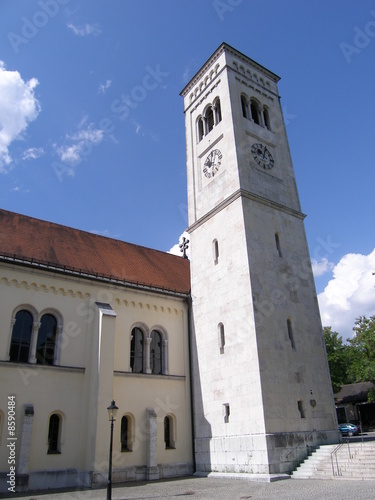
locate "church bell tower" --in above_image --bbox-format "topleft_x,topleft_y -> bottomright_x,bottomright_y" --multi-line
180,43 -> 338,476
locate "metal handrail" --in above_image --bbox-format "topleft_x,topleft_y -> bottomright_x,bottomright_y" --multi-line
286,428 -> 316,459
331,439 -> 353,476
331,443 -> 344,476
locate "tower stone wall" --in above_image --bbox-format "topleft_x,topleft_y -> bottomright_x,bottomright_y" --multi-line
181,43 -> 339,476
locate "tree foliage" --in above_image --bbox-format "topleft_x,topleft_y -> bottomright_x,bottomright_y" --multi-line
324,316 -> 375,401
323,326 -> 350,393
347,316 -> 375,401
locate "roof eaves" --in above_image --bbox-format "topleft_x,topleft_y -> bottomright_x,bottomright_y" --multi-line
0,253 -> 191,298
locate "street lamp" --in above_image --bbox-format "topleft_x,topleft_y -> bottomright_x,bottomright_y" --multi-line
107,399 -> 119,500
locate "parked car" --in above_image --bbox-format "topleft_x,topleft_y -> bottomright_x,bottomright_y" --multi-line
339,423 -> 359,436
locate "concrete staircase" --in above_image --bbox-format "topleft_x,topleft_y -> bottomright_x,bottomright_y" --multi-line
292,441 -> 375,480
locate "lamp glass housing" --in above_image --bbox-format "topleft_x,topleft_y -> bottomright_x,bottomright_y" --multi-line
107,400 -> 119,421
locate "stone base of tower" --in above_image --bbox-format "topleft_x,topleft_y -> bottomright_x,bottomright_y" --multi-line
194,471 -> 290,482
194,429 -> 339,477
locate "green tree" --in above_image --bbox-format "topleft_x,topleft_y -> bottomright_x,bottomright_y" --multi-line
347,315 -> 375,401
323,326 -> 350,393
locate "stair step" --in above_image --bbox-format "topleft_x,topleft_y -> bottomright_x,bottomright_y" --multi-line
292,442 -> 375,480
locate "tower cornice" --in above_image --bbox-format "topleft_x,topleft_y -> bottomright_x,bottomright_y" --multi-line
187,188 -> 306,234
180,42 -> 280,99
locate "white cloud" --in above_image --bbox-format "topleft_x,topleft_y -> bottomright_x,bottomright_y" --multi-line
22,147 -> 44,160
71,127 -> 104,144
56,143 -> 82,165
68,23 -> 101,36
318,249 -> 375,340
169,232 -> 190,258
312,257 -> 334,277
0,61 -> 41,172
98,79 -> 112,94
55,123 -> 105,166
135,122 -> 142,135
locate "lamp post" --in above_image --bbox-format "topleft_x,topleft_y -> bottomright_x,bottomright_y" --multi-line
107,399 -> 118,500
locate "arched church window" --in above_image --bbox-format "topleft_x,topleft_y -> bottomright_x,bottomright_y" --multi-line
121,415 -> 133,451
36,314 -> 57,365
47,413 -> 62,454
9,310 -> 33,363
150,330 -> 162,374
164,415 -> 175,449
130,327 -> 144,373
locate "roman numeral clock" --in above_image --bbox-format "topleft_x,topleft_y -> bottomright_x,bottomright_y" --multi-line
203,149 -> 222,178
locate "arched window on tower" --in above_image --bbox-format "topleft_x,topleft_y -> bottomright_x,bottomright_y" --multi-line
206,106 -> 214,133
250,100 -> 260,125
263,107 -> 271,130
36,314 -> 57,365
9,310 -> 33,363
197,117 -> 204,142
130,327 -> 144,373
150,330 -> 162,374
241,95 -> 249,119
214,98 -> 222,124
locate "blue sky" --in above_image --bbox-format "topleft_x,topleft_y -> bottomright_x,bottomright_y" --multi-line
1,0 -> 375,339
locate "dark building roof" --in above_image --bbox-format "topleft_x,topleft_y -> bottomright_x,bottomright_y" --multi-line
0,209 -> 190,295
334,382 -> 375,404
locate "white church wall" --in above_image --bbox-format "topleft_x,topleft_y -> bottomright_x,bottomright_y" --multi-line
0,261 -> 193,491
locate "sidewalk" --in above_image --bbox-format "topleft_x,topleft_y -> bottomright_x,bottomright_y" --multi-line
4,476 -> 375,500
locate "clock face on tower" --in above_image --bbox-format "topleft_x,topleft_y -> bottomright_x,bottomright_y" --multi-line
203,149 -> 222,178
251,143 -> 274,169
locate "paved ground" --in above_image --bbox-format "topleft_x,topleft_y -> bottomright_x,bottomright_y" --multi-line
5,476 -> 375,500
5,435 -> 375,499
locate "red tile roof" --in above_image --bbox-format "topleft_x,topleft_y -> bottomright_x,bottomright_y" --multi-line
0,209 -> 190,295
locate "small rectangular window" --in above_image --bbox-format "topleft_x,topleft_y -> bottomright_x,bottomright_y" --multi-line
218,323 -> 225,354
297,400 -> 305,419
287,319 -> 295,350
275,233 -> 282,258
213,239 -> 219,265
223,403 -> 230,423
